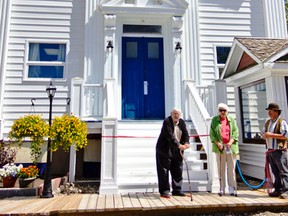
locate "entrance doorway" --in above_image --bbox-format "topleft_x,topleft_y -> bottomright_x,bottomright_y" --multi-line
122,37 -> 165,119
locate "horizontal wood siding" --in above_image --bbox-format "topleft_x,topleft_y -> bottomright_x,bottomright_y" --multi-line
3,0 -> 85,137
197,0 -> 265,85
238,143 -> 266,179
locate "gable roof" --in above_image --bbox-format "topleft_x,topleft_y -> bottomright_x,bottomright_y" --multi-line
222,37 -> 288,79
237,37 -> 288,61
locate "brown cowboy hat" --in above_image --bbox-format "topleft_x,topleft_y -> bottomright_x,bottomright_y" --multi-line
265,103 -> 281,111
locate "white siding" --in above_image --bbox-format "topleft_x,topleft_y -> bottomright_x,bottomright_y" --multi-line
0,0 -> 11,128
2,0 -> 85,136
196,0 -> 266,86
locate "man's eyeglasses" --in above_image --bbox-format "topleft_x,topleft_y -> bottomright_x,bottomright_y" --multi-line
219,109 -> 227,112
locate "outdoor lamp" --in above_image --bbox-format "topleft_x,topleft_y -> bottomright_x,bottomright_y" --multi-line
41,81 -> 56,198
175,42 -> 182,53
106,40 -> 114,52
46,82 -> 56,97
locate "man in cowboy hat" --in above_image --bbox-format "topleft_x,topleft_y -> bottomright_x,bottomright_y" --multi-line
262,103 -> 288,198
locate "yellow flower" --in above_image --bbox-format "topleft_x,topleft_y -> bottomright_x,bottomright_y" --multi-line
8,113 -> 88,162
50,114 -> 88,152
8,114 -> 49,163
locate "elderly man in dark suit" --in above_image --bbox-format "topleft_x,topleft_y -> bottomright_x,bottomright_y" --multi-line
156,108 -> 190,198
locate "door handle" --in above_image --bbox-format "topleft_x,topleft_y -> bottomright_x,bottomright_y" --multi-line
144,81 -> 148,95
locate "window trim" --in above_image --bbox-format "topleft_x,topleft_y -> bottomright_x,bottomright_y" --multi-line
213,44 -> 231,79
285,76 -> 288,105
239,79 -> 266,144
24,40 -> 69,82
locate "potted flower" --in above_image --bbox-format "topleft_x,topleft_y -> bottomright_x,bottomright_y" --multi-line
18,165 -> 39,188
50,114 -> 88,151
0,163 -> 22,188
8,114 -> 49,163
0,140 -> 17,167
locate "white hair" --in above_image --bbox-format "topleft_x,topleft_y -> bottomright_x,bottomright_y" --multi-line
217,103 -> 229,112
172,107 -> 182,113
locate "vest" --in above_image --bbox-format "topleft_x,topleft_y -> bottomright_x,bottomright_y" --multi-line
264,118 -> 287,149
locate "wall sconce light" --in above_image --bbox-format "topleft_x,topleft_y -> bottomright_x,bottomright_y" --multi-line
175,42 -> 182,53
106,40 -> 114,52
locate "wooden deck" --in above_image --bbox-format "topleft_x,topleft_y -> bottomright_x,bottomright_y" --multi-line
1,190 -> 288,216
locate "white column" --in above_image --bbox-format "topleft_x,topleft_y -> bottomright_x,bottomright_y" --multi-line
99,119 -> 118,194
172,16 -> 184,109
69,77 -> 84,182
263,0 -> 287,38
211,80 -> 227,116
104,14 -> 116,79
68,145 -> 76,182
99,14 -> 118,194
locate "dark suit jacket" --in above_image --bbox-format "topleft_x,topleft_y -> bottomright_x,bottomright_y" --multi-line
156,116 -> 190,157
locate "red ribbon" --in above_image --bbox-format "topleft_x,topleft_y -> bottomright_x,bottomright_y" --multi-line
102,134 -> 209,138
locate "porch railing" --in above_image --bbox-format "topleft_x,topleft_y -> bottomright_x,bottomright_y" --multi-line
185,79 -> 228,192
71,78 -> 103,120
196,85 -> 215,117
184,80 -> 216,192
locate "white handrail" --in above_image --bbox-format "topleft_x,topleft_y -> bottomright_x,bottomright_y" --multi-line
185,81 -> 214,190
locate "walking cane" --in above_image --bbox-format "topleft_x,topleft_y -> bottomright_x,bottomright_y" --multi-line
229,152 -> 238,197
218,153 -> 222,196
180,150 -> 193,201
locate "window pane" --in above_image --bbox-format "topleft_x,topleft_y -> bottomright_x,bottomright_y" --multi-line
123,25 -> 161,34
125,0 -> 134,4
126,42 -> 137,58
28,43 -> 66,62
240,81 -> 266,143
216,47 -> 231,64
28,66 -> 64,78
148,42 -> 159,59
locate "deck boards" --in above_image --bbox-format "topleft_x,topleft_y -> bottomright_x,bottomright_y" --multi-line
1,190 -> 288,215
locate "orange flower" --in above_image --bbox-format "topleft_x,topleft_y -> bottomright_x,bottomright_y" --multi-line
18,165 -> 39,179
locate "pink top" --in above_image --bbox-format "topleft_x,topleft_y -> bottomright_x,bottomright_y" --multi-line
220,117 -> 230,144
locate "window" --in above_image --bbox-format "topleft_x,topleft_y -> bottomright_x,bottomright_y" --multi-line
126,42 -> 138,58
123,25 -> 162,34
215,46 -> 231,78
124,0 -> 135,4
239,80 -> 267,144
26,43 -> 66,79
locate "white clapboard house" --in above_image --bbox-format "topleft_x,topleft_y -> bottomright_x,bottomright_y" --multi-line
0,0 -> 287,194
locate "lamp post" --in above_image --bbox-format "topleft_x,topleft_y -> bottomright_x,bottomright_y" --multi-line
41,81 -> 56,198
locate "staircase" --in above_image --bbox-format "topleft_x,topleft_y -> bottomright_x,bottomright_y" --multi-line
116,121 -> 210,193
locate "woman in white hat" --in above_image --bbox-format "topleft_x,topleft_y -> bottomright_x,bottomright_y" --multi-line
210,103 -> 239,196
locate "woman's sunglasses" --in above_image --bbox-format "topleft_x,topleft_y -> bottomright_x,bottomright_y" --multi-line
219,109 -> 227,112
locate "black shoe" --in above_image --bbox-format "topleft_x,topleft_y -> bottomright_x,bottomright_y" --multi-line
269,190 -> 282,197
218,191 -> 224,197
160,194 -> 170,198
172,191 -> 186,196
230,192 -> 237,197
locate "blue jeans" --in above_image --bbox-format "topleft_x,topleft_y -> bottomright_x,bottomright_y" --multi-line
269,150 -> 288,192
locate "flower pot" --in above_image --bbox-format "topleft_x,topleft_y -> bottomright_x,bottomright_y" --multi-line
19,177 -> 36,188
2,176 -> 17,188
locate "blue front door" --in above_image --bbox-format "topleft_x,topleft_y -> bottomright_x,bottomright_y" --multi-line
122,37 -> 165,119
